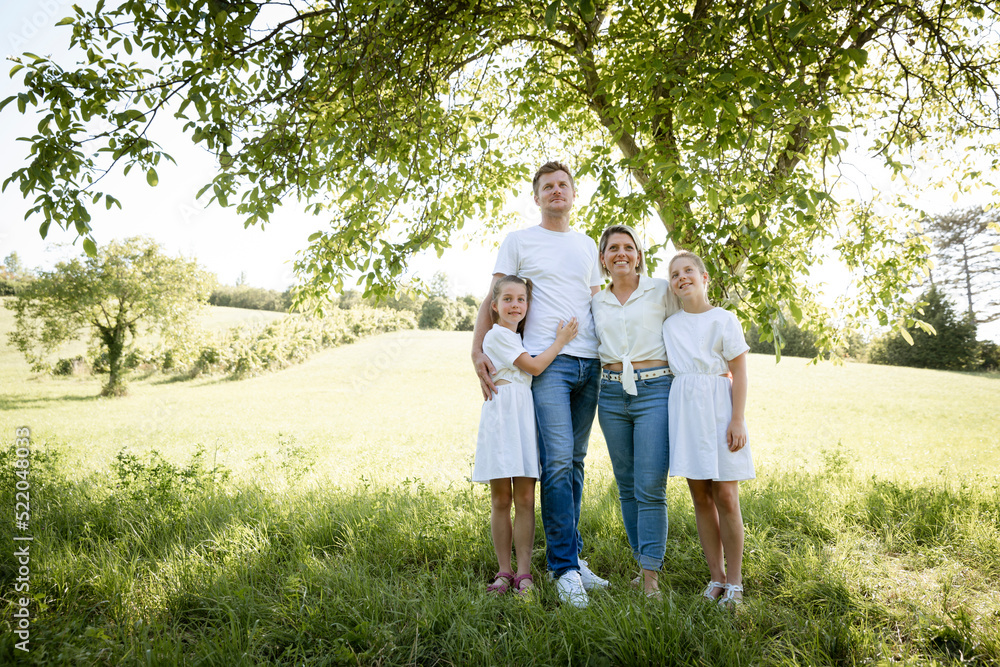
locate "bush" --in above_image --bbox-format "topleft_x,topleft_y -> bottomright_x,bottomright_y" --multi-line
185,306 -> 417,379
52,356 -> 89,376
0,277 -> 28,296
977,340 -> 1000,372
749,319 -> 819,358
209,285 -> 291,312
419,296 -> 478,331
419,297 -> 459,330
868,286 -> 979,370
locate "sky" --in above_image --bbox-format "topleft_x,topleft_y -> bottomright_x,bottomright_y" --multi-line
1,2 -> 998,342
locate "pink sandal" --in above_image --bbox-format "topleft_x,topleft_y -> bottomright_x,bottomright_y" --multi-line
487,571 -> 514,595
513,573 -> 534,598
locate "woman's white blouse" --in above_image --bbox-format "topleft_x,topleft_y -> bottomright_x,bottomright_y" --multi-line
591,276 -> 679,395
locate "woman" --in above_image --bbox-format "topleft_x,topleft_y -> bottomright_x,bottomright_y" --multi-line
591,225 -> 678,597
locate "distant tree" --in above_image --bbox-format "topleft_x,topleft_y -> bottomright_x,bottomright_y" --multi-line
924,206 -> 1000,324
868,286 -> 978,371
209,284 -> 290,312
337,290 -> 363,310
0,252 -> 32,296
419,297 -> 460,331
3,252 -> 27,277
7,237 -> 213,396
429,271 -> 451,299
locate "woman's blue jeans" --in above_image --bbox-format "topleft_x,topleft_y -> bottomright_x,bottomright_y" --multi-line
598,371 -> 672,571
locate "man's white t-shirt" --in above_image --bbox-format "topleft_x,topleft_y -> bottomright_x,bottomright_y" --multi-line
493,225 -> 602,358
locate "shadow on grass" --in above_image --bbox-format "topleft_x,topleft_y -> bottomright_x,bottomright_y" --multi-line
0,392 -> 102,409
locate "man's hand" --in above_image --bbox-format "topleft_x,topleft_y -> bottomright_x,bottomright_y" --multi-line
473,351 -> 498,400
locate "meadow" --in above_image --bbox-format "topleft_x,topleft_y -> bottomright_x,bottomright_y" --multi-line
1,304 -> 998,665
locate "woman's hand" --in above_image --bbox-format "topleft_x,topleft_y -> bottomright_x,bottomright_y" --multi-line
555,317 -> 579,346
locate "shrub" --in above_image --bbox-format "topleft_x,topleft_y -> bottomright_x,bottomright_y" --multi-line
419,297 -> 459,330
52,356 -> 89,376
209,285 -> 291,312
419,296 -> 478,331
749,318 -> 819,358
869,286 -> 979,370
977,340 -> 1000,372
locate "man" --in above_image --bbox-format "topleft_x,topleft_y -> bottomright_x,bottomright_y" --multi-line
471,161 -> 609,607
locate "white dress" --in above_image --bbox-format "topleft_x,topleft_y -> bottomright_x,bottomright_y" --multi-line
662,308 -> 755,481
471,325 -> 540,482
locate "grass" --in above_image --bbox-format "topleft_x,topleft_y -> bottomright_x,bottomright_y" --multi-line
1,304 -> 999,665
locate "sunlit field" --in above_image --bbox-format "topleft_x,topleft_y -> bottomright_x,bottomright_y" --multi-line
2,304 -> 998,665
2,305 -> 996,485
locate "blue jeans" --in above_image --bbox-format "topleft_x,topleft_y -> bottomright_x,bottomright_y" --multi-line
598,370 -> 672,571
532,354 -> 600,578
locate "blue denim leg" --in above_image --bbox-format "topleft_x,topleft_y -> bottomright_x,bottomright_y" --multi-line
533,354 -> 600,578
598,372 -> 671,571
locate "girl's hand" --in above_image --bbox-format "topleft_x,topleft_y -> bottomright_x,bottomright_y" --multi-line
555,317 -> 579,345
726,419 -> 747,452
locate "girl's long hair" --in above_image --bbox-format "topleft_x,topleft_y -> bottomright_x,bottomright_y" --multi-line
489,274 -> 533,337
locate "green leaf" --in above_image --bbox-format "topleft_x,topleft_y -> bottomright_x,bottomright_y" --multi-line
55,16 -> 75,26
579,0 -> 596,21
787,21 -> 806,40
788,300 -> 802,322
146,168 -> 159,187
83,237 -> 97,257
544,0 -> 561,30
124,38 -> 133,55
899,327 -> 914,346
9,64 -> 24,77
846,48 -> 868,67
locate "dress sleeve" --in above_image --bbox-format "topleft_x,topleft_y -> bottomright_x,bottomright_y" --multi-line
722,311 -> 750,360
483,328 -> 528,369
493,233 -> 519,276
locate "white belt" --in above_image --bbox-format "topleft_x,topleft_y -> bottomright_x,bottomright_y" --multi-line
601,366 -> 671,387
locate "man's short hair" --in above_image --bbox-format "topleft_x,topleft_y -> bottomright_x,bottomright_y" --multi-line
532,161 -> 576,196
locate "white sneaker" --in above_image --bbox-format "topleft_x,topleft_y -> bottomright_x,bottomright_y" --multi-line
578,559 -> 610,591
555,570 -> 589,608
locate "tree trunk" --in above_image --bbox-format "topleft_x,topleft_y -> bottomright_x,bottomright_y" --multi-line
961,243 -> 974,320
100,323 -> 128,397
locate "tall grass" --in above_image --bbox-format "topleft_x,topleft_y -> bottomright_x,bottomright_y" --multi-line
1,439 -> 997,665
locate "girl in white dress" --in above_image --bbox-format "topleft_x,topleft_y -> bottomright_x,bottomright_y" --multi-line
662,250 -> 752,607
472,275 -> 578,597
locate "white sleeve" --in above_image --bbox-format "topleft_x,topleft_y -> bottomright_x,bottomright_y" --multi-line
493,233 -> 519,277
483,328 -> 528,369
722,311 -> 750,360
588,243 -> 602,288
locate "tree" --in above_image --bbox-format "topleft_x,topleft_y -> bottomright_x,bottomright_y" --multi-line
2,252 -> 27,278
868,286 -> 979,370
3,1 -> 999,351
923,206 -> 1000,324
7,237 -> 213,396
0,252 -> 32,296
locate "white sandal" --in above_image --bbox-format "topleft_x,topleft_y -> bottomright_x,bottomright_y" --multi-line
701,581 -> 726,601
718,583 -> 743,607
